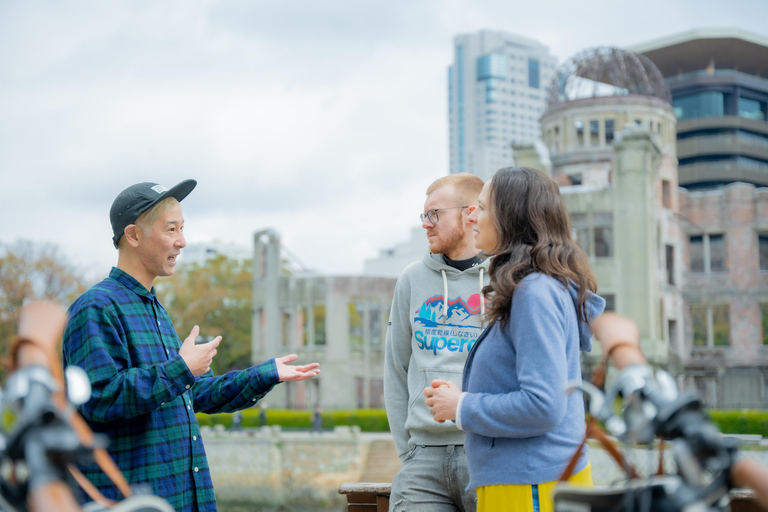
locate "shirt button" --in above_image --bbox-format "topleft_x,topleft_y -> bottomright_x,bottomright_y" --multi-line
161,402 -> 165,406
194,467 -> 199,472
187,405 -> 191,410
157,321 -> 160,326
185,385 -> 190,389
252,398 -> 257,402
193,436 -> 198,441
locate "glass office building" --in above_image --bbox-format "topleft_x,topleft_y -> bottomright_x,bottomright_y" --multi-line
448,30 -> 557,180
633,29 -> 768,189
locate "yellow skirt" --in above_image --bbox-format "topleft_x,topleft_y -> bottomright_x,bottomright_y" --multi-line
476,463 -> 593,512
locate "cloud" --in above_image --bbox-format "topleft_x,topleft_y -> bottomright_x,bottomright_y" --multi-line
0,0 -> 765,275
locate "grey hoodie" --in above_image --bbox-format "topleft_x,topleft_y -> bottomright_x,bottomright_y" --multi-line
384,251 -> 490,459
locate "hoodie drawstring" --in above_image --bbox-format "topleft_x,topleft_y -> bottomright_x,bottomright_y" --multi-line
441,269 -> 448,325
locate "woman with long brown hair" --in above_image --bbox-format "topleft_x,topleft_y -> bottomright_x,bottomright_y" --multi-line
425,166 -> 605,512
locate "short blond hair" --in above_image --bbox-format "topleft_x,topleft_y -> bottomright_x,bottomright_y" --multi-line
117,197 -> 180,250
426,173 -> 484,204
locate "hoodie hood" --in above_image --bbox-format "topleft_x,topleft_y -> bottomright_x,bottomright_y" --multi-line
422,251 -> 490,276
567,281 -> 605,352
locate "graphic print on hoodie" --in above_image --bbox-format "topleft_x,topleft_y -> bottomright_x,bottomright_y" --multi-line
414,293 -> 485,355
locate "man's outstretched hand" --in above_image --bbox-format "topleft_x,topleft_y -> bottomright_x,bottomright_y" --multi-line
275,354 -> 320,382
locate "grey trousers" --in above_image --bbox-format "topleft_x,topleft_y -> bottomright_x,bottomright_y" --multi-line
389,445 -> 477,512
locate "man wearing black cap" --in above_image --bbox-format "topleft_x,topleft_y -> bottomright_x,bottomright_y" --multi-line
63,180 -> 320,512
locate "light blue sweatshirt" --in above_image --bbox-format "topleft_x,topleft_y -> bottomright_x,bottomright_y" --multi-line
459,273 -> 605,489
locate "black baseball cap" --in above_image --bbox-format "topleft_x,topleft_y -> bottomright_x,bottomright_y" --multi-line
110,179 -> 197,248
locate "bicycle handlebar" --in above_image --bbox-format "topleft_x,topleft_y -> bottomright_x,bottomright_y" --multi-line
590,312 -> 768,510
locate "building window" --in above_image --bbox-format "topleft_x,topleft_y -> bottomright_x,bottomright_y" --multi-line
759,233 -> 768,271
662,180 -> 672,209
691,305 -> 707,346
739,97 -> 766,121
297,306 -> 308,347
349,303 -> 363,346
589,120 -> 599,145
712,305 -> 729,346
762,304 -> 768,345
528,58 -> 540,89
573,222 -> 589,256
709,234 -> 725,271
313,304 -> 326,345
691,304 -> 730,347
571,212 -> 612,258
574,120 -> 584,145
594,226 -> 613,258
689,236 -> 704,272
605,119 -> 615,143
281,311 -> 291,347
477,53 -> 508,80
673,91 -> 725,121
665,244 -> 675,285
688,234 -> 726,273
370,305 -> 383,346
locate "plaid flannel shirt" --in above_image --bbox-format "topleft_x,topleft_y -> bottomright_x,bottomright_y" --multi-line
63,267 -> 279,512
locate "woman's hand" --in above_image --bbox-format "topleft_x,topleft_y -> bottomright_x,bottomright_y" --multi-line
424,379 -> 461,423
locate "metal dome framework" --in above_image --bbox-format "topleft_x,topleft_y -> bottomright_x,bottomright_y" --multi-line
546,47 -> 672,110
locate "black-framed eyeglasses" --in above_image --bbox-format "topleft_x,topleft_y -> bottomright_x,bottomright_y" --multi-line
420,206 -> 469,224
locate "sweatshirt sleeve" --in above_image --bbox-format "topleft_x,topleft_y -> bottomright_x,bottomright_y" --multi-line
383,275 -> 413,460
459,281 -> 569,439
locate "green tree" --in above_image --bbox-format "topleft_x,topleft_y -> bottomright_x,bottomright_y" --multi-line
0,240 -> 86,350
156,254 -> 252,374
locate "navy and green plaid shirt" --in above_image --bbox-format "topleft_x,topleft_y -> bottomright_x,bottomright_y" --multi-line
63,267 -> 279,512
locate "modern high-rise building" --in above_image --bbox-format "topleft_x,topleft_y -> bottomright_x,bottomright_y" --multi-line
631,29 -> 768,189
448,30 -> 557,180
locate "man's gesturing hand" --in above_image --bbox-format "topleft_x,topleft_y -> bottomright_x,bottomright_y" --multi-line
179,325 -> 222,377
275,354 -> 320,382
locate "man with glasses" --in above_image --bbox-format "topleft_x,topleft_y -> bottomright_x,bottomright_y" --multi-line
384,173 -> 489,512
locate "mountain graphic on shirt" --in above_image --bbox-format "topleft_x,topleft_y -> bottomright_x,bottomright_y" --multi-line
414,293 -> 483,328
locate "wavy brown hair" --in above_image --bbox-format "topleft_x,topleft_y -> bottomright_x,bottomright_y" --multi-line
483,167 -> 597,326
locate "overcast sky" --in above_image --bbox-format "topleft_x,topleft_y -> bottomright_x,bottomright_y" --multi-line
1,0 -> 766,281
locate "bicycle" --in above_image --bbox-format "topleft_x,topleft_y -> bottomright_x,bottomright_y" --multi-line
553,312 -> 768,512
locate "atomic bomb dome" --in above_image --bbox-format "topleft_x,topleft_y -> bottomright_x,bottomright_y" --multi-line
546,47 -> 671,110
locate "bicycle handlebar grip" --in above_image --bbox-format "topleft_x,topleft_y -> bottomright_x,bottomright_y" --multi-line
590,312 -> 646,370
731,458 -> 768,509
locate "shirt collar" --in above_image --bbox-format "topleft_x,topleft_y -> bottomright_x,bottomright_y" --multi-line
109,267 -> 157,299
